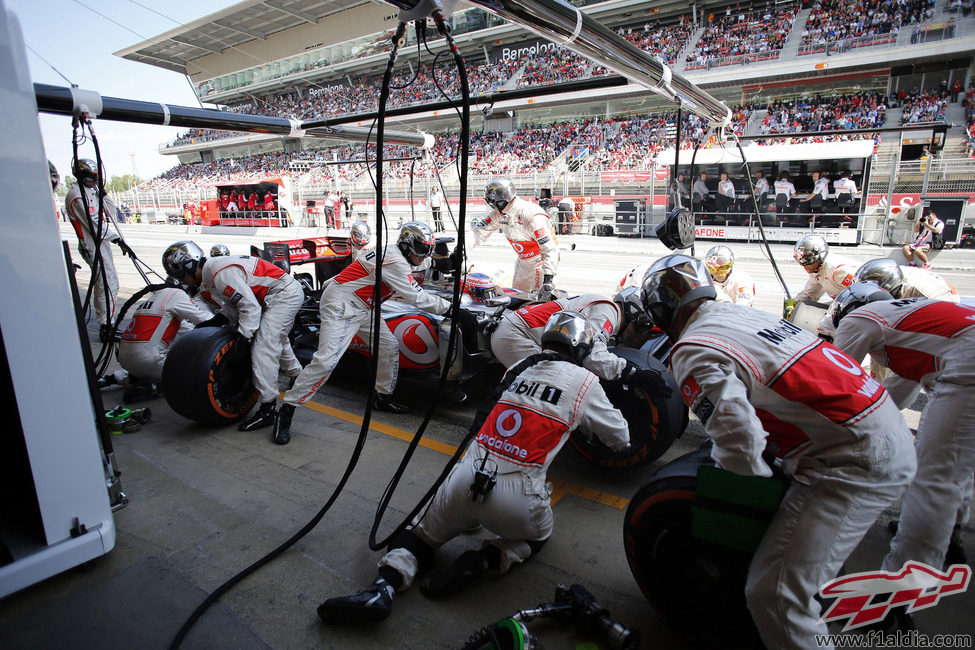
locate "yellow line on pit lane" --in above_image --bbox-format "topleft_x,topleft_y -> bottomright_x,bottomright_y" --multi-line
299,400 -> 629,510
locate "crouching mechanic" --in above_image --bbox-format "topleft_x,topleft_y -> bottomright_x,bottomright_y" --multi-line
270,222 -> 452,445
317,311 -> 630,624
472,178 -> 559,299
854,257 -> 959,303
115,283 -> 213,401
162,241 -> 305,433
832,285 -> 975,572
641,255 -> 915,649
489,289 -> 671,394
704,245 -> 755,306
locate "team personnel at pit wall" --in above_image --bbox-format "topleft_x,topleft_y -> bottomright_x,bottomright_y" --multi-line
269,222 -> 452,445
832,287 -> 975,575
472,177 -> 559,299
65,158 -> 134,339
162,241 -> 305,435
316,311 -> 630,625
641,255 -> 915,650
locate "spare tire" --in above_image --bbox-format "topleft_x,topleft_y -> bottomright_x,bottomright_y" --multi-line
162,327 -> 259,425
623,447 -> 761,646
570,346 -> 687,469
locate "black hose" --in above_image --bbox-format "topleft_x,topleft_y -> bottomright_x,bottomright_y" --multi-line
368,11 -> 472,551
168,24 -> 412,650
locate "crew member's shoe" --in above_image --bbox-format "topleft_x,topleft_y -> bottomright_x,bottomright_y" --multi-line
239,401 -> 276,431
123,380 -> 159,403
374,393 -> 409,413
318,580 -> 394,624
419,549 -> 489,599
273,404 -> 295,445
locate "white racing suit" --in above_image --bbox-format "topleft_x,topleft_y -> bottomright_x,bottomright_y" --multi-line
199,255 -> 304,403
379,355 -> 629,588
118,287 -> 211,381
714,267 -> 756,307
795,253 -> 858,337
471,196 -> 559,293
65,183 -> 121,325
670,301 -> 915,649
283,244 -> 450,405
489,294 -> 626,380
899,265 -> 959,302
833,298 -> 975,571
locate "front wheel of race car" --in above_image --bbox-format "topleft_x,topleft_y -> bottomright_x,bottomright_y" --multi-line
569,346 -> 687,469
623,447 -> 761,647
162,326 -> 259,425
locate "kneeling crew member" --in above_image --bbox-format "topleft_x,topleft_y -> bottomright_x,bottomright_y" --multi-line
317,311 -> 630,624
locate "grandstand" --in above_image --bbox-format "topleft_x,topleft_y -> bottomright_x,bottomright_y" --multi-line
113,0 -> 975,244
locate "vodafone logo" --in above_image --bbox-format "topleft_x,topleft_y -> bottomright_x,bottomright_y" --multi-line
392,316 -> 439,367
495,409 -> 523,437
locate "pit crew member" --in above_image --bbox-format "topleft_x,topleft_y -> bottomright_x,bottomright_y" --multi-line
642,255 -> 915,649
704,245 -> 755,306
65,158 -> 133,339
162,241 -> 305,434
471,178 -> 559,298
316,311 -> 630,624
270,222 -> 452,445
832,286 -> 975,572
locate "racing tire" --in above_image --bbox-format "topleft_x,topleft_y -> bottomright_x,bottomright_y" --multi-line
162,326 -> 259,426
623,447 -> 761,646
570,347 -> 687,468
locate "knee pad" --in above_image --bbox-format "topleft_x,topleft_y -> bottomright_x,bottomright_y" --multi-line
387,529 -> 436,576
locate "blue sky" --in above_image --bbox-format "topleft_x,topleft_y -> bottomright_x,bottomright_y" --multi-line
10,0 -> 231,180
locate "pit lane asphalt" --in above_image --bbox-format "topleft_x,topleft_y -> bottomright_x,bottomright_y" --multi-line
2,223 -> 969,649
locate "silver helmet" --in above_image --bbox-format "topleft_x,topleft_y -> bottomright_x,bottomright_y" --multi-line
854,258 -> 903,297
832,282 -> 893,328
210,244 -> 230,257
484,177 -> 517,213
613,286 -> 649,328
350,220 -> 371,249
704,245 -> 735,281
397,221 -> 436,259
641,254 -> 716,334
793,234 -> 828,268
540,310 -> 595,365
162,241 -> 205,281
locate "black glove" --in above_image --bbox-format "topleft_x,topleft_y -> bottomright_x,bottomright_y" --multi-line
115,240 -> 134,257
195,313 -> 229,329
620,361 -> 673,398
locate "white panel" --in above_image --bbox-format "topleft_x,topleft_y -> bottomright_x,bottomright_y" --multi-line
0,6 -> 115,552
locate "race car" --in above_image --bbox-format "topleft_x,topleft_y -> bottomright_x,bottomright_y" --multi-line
161,238 -> 687,468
